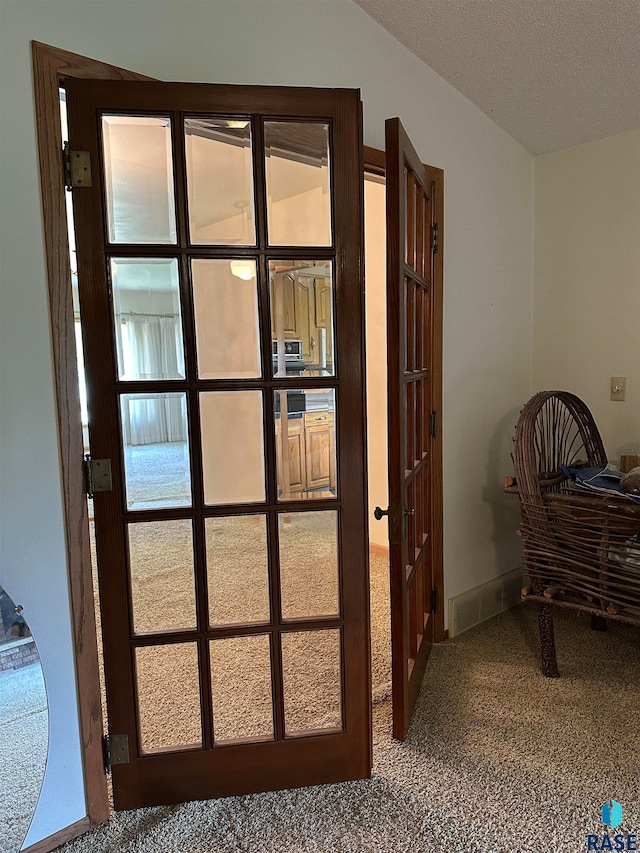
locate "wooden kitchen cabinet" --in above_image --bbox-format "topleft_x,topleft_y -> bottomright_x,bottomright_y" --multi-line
275,415 -> 306,497
304,411 -> 336,491
294,275 -> 315,363
313,274 -> 330,328
276,270 -> 316,363
276,410 -> 336,499
281,273 -> 297,336
287,422 -> 306,493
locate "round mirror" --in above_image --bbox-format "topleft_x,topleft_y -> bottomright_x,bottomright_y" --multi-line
0,584 -> 48,853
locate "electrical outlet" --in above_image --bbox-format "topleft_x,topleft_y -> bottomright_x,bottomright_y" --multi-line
611,376 -> 626,402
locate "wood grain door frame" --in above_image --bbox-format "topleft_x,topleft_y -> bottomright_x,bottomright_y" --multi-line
363,145 -> 445,646
31,41 -> 156,846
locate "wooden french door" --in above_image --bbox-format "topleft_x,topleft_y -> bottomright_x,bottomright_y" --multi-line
66,78 -> 370,809
383,118 -> 443,741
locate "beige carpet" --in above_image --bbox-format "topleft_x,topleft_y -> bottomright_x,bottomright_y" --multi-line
60,602 -> 640,853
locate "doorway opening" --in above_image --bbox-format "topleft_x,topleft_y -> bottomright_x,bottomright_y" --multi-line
364,173 -> 393,705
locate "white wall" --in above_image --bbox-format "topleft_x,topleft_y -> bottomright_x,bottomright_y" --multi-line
534,130 -> 640,457
0,0 -> 533,843
364,178 -> 389,548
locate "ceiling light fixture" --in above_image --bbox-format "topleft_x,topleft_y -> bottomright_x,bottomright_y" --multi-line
230,260 -> 255,281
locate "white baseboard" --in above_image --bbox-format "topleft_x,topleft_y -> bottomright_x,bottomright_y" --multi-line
448,568 -> 524,638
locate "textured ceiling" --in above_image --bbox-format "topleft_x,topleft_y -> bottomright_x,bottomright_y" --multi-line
353,0 -> 640,154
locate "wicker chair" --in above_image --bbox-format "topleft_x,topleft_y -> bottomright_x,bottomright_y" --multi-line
510,391 -> 640,676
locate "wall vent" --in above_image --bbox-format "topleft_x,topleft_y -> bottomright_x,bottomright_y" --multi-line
448,568 -> 525,637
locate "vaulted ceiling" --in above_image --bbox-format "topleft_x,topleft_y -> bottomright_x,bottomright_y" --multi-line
353,0 -> 640,154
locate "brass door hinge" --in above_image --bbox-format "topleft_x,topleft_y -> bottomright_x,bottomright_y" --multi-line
102,734 -> 129,773
84,455 -> 112,498
63,142 -> 92,190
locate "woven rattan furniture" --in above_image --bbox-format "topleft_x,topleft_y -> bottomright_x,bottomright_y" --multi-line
510,391 -> 640,676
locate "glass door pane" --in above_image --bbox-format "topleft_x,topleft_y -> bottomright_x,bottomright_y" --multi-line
120,393 -> 191,510
281,630 -> 342,736
200,391 -> 266,505
111,258 -> 185,381
269,260 -> 335,377
264,122 -> 331,246
128,519 -> 196,634
206,515 -> 270,626
102,115 -> 177,244
192,259 -> 261,379
210,635 -> 274,743
279,511 -> 339,619
135,643 -> 202,752
184,117 -> 256,245
274,389 -> 337,501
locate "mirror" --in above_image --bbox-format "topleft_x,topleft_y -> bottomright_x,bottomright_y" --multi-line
0,584 -> 48,853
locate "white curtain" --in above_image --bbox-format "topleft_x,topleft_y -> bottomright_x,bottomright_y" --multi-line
122,394 -> 187,446
119,314 -> 184,381
120,315 -> 187,446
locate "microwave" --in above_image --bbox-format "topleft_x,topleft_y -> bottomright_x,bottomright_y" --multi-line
272,339 -> 304,363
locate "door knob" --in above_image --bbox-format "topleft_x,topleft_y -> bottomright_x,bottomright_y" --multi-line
374,506 -> 389,520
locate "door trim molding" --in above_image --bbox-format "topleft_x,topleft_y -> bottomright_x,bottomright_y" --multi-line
31,40 -> 154,838
363,147 -> 445,644
22,818 -> 92,853
423,163 -> 445,645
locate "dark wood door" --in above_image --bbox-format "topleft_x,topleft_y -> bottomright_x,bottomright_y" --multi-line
66,78 -> 371,809
384,118 -> 443,741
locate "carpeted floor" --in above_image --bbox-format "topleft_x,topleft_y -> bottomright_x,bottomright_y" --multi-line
58,603 -> 640,853
0,661 -> 48,853
81,441 -> 640,848
123,441 -> 191,510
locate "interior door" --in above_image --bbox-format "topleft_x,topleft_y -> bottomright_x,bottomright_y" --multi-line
66,78 -> 370,809
383,118 -> 442,741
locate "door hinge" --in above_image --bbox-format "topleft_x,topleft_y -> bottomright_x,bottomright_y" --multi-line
63,141 -> 92,190
84,455 -> 112,499
102,733 -> 130,774
431,588 -> 438,613
429,410 -> 438,438
430,222 -> 439,253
